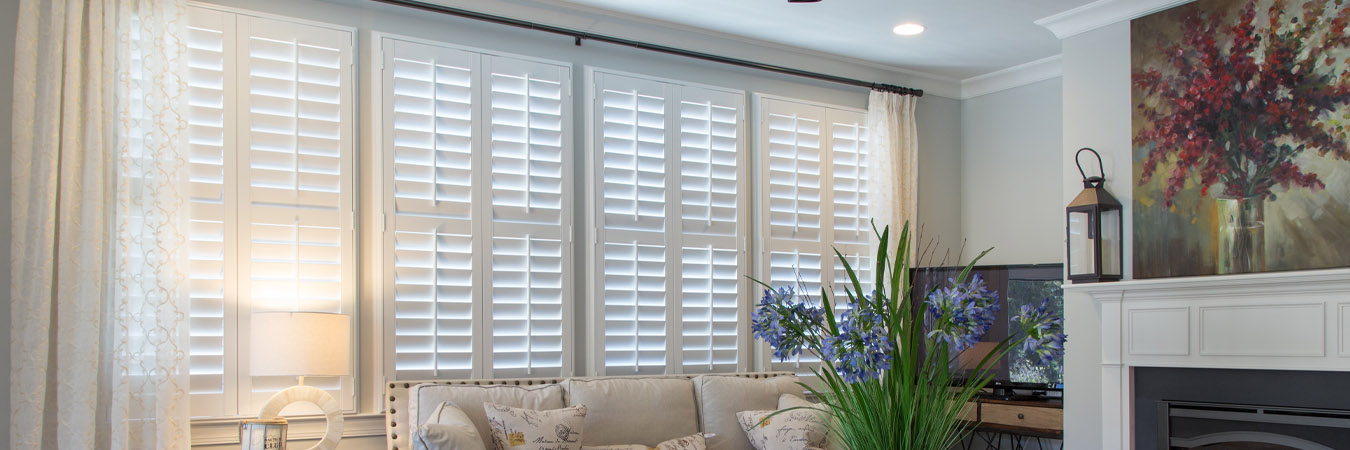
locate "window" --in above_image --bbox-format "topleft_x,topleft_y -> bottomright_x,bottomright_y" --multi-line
588,70 -> 748,376
756,96 -> 873,375
186,6 -> 356,417
379,36 -> 574,381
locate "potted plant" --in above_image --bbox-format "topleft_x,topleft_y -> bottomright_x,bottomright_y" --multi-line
750,223 -> 1066,449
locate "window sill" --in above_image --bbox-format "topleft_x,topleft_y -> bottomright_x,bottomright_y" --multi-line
190,413 -> 386,446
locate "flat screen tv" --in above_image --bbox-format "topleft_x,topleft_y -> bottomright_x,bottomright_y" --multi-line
909,264 -> 1064,396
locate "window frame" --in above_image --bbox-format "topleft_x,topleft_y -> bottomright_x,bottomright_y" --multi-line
751,93 -> 874,374
371,32 -> 578,383
185,3 -> 359,419
583,67 -> 752,376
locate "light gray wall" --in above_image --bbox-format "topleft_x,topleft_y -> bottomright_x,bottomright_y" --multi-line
959,78 -> 1063,265
1060,21 -> 1133,450
915,94 -> 964,266
2,0 -> 19,442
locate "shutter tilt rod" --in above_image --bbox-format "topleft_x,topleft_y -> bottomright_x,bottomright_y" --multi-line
369,0 -> 924,97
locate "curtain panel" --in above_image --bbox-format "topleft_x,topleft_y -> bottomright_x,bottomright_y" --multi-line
866,91 -> 920,246
11,0 -> 191,448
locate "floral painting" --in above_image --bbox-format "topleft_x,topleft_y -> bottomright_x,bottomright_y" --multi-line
1132,0 -> 1350,278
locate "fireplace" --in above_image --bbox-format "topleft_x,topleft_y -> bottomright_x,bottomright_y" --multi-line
1067,268 -> 1350,449
1136,367 -> 1350,449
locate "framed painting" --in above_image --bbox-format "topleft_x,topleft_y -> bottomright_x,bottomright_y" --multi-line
1131,0 -> 1350,278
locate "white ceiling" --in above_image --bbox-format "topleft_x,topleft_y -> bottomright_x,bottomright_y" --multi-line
533,0 -> 1095,81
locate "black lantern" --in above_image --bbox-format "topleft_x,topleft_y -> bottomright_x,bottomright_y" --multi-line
1067,148 -> 1122,283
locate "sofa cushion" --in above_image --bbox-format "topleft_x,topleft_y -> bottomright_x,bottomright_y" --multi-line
410,383 -> 565,448
691,375 -> 803,450
563,377 -> 699,446
582,433 -> 707,450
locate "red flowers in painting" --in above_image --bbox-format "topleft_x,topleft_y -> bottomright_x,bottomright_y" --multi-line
1134,0 -> 1350,206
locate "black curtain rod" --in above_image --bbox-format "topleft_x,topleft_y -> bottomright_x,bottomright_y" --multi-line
369,0 -> 924,97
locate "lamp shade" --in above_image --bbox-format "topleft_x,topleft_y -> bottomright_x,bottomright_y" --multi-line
250,312 -> 352,377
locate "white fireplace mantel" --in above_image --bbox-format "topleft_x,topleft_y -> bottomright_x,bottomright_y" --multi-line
1064,268 -> 1350,449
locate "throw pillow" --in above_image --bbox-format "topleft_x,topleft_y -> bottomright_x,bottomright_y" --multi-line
736,396 -> 831,450
414,401 -> 487,450
484,403 -> 587,450
421,400 -> 491,445
581,433 -> 707,450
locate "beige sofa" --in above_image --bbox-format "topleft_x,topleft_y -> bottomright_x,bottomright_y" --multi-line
384,372 -> 802,450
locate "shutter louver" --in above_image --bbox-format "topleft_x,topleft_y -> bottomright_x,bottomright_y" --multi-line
383,39 -> 480,380
485,56 -> 571,378
186,7 -> 234,418
236,15 -> 354,413
593,72 -> 746,375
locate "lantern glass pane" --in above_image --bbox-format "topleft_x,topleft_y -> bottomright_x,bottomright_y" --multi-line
1101,208 -> 1121,276
1068,210 -> 1094,276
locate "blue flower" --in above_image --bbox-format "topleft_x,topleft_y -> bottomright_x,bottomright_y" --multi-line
924,275 -> 1000,353
1013,298 -> 1067,364
821,304 -> 893,383
750,286 -> 825,361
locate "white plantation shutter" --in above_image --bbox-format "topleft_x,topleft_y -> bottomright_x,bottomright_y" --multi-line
185,7 -> 235,418
676,87 -> 745,374
185,6 -> 355,418
236,14 -> 355,414
381,39 -> 481,380
829,113 -> 874,304
758,97 -> 871,375
378,39 -> 573,381
592,71 -> 746,375
485,56 -> 572,378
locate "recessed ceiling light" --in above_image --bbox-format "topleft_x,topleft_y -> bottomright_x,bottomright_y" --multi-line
788,0 -> 822,2
892,23 -> 926,36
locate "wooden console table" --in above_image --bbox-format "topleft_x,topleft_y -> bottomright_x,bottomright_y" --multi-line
959,397 -> 1063,450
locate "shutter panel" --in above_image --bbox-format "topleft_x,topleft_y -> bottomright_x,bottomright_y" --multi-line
382,39 -> 480,380
186,6 -> 236,418
828,112 -> 874,303
759,98 -> 872,375
235,15 -> 355,413
593,72 -> 746,375
484,56 -> 572,378
676,87 -> 744,374
595,73 -> 671,375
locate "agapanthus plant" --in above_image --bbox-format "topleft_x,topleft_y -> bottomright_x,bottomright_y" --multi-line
750,222 -> 1067,450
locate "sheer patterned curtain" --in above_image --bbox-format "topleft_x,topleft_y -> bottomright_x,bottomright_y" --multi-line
11,0 -> 191,448
866,90 -> 920,243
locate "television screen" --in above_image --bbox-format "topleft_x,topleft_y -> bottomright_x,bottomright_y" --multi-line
910,264 -> 1064,390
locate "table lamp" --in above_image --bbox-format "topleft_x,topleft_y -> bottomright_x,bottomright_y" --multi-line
250,311 -> 352,450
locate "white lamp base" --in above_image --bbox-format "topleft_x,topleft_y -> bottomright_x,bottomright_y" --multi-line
259,384 -> 344,450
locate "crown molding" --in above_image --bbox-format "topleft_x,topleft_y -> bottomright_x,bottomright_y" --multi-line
1035,0 -> 1194,40
960,54 -> 1061,100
